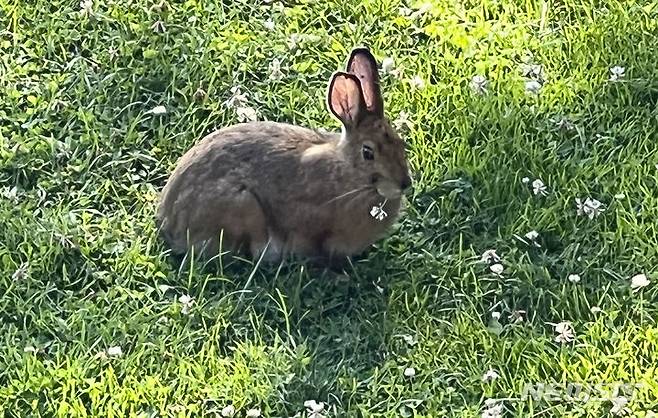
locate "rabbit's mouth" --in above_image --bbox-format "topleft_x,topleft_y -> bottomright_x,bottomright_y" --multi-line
376,182 -> 403,200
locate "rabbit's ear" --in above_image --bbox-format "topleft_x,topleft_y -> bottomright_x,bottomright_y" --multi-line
346,47 -> 383,117
327,72 -> 364,127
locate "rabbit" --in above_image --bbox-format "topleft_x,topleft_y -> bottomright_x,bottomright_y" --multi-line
155,47 -> 412,265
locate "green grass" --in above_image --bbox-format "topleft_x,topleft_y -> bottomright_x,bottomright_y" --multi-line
2,0 -> 658,416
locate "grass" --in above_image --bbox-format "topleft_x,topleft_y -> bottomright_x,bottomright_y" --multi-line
2,0 -> 658,416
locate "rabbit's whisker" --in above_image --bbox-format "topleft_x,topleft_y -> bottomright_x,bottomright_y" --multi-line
323,186 -> 371,206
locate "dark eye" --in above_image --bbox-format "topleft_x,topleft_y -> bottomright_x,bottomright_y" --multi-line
362,144 -> 375,161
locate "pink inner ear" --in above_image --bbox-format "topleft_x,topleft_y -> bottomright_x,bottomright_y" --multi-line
350,58 -> 378,112
330,75 -> 361,123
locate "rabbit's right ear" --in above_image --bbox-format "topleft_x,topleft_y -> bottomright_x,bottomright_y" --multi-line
327,72 -> 365,127
346,47 -> 384,117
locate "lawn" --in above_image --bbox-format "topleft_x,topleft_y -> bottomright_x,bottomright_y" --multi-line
2,0 -> 658,416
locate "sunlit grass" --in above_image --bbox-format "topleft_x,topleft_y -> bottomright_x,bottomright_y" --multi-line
1,0 -> 658,416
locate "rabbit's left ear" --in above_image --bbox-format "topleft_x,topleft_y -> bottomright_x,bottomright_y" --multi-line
327,72 -> 365,128
346,47 -> 384,117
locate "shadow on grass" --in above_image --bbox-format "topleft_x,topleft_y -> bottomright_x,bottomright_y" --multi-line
154,230 -> 423,407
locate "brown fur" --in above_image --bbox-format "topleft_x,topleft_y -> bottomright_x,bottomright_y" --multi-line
156,48 -> 411,262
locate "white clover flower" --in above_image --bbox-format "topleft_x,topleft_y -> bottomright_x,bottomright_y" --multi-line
158,284 -> 173,294
370,203 -> 388,221
269,58 -> 284,81
491,311 -> 501,320
554,321 -> 575,343
609,66 -> 626,81
381,57 -> 395,74
508,310 -> 525,323
236,106 -> 258,123
304,400 -> 326,418
1,185 -> 19,202
532,179 -> 547,196
398,6 -> 413,16
524,230 -> 539,242
610,396 -> 630,416
151,20 -> 166,33
482,368 -> 500,383
490,263 -> 504,276
568,274 -> 581,283
80,0 -> 93,17
107,346 -> 123,357
402,334 -> 417,346
480,249 -> 501,264
224,86 -> 249,108
221,405 -> 236,417
614,193 -> 625,199
525,80 -> 542,94
471,75 -> 488,95
304,399 -> 324,412
521,51 -> 534,64
552,116 -> 575,131
521,63 -> 543,79
482,399 -> 504,418
12,262 -> 29,281
392,111 -> 413,132
403,367 -> 416,377
148,105 -> 167,115
263,18 -> 275,31
288,33 -> 301,49
575,197 -> 605,219
630,273 -> 650,292
107,46 -> 119,62
410,2 -> 432,19
245,409 -> 261,418
521,176 -> 530,184
409,75 -> 426,90
178,294 -> 194,314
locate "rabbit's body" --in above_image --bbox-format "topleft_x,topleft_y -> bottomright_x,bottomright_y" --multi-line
157,121 -> 400,260
156,48 -> 411,263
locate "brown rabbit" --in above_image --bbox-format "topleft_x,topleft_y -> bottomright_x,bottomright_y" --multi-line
156,47 -> 412,264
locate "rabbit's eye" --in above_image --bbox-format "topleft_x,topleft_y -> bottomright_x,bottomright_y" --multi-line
362,144 -> 375,161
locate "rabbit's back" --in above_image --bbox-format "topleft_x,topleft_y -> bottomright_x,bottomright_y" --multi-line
161,122 -> 331,202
